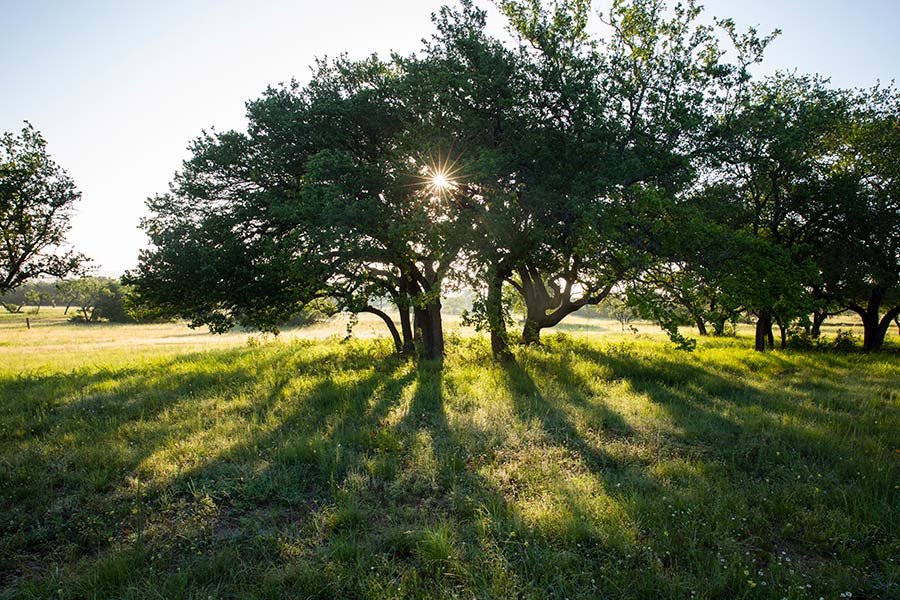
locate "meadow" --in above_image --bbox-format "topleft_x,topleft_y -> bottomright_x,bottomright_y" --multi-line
1,309 -> 898,599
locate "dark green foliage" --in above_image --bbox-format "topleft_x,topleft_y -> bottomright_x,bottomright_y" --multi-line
128,51 -> 468,358
125,0 -> 898,355
816,86 -> 900,350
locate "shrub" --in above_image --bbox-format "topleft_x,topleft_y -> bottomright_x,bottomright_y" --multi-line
831,328 -> 859,351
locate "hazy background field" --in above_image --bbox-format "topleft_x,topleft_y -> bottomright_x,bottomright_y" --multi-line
2,306 -> 883,373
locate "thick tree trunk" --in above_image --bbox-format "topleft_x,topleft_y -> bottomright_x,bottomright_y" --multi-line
518,266 -> 548,346
487,271 -> 512,360
521,318 -> 541,345
849,287 -> 899,352
862,309 -> 898,352
694,314 -> 708,336
755,310 -> 772,352
413,301 -> 444,361
427,300 -> 444,360
398,306 -> 414,354
863,314 -> 881,351
811,311 -> 827,338
521,285 -> 548,345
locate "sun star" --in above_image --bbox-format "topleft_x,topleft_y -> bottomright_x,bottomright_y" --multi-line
432,172 -> 449,189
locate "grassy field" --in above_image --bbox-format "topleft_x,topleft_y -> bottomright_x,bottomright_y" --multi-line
1,311 -> 899,598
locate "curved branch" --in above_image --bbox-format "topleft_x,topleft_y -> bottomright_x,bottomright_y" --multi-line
360,305 -> 402,353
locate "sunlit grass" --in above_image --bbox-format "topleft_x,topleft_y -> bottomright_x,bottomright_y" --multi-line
1,318 -> 898,598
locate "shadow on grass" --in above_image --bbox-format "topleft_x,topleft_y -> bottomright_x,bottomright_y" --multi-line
2,336 -> 898,598
0,341 -> 412,587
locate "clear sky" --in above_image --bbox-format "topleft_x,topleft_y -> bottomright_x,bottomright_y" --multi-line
2,0 -> 898,274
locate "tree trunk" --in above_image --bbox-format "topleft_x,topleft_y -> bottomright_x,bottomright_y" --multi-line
426,300 -> 444,360
398,305 -> 414,354
849,288 -> 899,352
776,317 -> 787,349
520,288 -> 546,344
521,318 -> 541,345
876,309 -> 899,350
515,265 -> 606,346
755,310 -> 772,352
413,306 -> 434,358
487,270 -> 512,360
518,266 -> 547,346
857,309 -> 881,351
861,308 -> 899,352
694,313 -> 708,336
811,311 -> 827,338
413,301 -> 444,361
711,318 -> 726,336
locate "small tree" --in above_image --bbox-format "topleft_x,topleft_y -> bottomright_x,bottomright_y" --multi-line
23,289 -> 51,313
57,277 -> 130,323
606,296 -> 637,333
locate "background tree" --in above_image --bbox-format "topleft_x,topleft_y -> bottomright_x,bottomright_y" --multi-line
0,123 -> 87,293
691,74 -> 852,350
23,288 -> 52,313
54,277 -> 137,323
478,0 -> 775,354
817,85 -> 900,350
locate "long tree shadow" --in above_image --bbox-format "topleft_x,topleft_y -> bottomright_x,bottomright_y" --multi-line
489,339 -> 900,596
558,339 -> 875,467
498,358 -> 676,510
5,337 -> 897,598
0,341 -> 412,590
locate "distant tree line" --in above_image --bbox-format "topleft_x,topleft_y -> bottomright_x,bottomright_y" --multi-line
0,277 -> 164,324
101,0 -> 898,358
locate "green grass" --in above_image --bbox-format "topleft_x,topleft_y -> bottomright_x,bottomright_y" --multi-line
1,320 -> 899,598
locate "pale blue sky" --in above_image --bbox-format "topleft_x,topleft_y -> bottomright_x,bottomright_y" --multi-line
2,0 -> 897,273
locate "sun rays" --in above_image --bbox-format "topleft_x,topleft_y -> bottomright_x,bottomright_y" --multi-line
415,150 -> 464,198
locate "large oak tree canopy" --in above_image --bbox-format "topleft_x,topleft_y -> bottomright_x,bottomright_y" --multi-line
129,0 -> 900,356
129,54 -> 466,359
